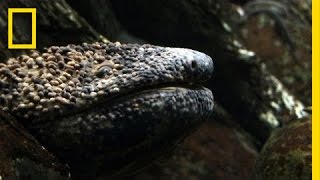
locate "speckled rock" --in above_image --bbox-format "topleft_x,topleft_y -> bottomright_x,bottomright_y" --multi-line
253,116 -> 311,180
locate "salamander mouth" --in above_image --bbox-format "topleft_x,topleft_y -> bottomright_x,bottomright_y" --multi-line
47,84 -> 214,135
11,81 -> 212,131
27,82 -> 214,137
29,84 -> 213,177
63,82 -> 212,123
102,82 -> 208,103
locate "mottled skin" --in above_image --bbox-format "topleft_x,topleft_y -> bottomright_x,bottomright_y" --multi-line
0,42 -> 214,178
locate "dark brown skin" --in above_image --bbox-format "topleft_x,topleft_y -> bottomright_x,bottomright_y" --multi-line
0,42 -> 214,178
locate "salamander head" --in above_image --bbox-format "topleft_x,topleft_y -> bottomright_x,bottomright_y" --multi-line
0,42 -> 214,177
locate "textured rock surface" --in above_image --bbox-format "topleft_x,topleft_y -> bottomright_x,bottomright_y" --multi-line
253,116 -> 311,180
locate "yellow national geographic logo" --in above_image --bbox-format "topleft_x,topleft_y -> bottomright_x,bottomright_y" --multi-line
8,8 -> 36,49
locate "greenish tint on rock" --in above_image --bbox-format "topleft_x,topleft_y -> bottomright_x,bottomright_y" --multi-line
253,117 -> 311,180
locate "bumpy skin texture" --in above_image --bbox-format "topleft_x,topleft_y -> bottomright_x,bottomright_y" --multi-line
0,42 -> 214,178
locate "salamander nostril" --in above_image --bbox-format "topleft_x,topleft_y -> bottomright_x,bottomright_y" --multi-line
191,60 -> 198,70
167,47 -> 213,78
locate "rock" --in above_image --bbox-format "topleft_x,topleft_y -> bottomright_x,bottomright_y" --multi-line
237,0 -> 312,105
0,110 -> 70,179
253,116 -> 311,180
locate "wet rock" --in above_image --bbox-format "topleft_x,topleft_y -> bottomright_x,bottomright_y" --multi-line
253,116 -> 311,180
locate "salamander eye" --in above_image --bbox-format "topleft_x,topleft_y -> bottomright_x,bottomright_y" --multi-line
95,66 -> 112,78
94,61 -> 114,78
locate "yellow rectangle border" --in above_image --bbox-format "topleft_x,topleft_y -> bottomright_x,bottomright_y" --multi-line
313,0 -> 319,179
8,8 -> 36,49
